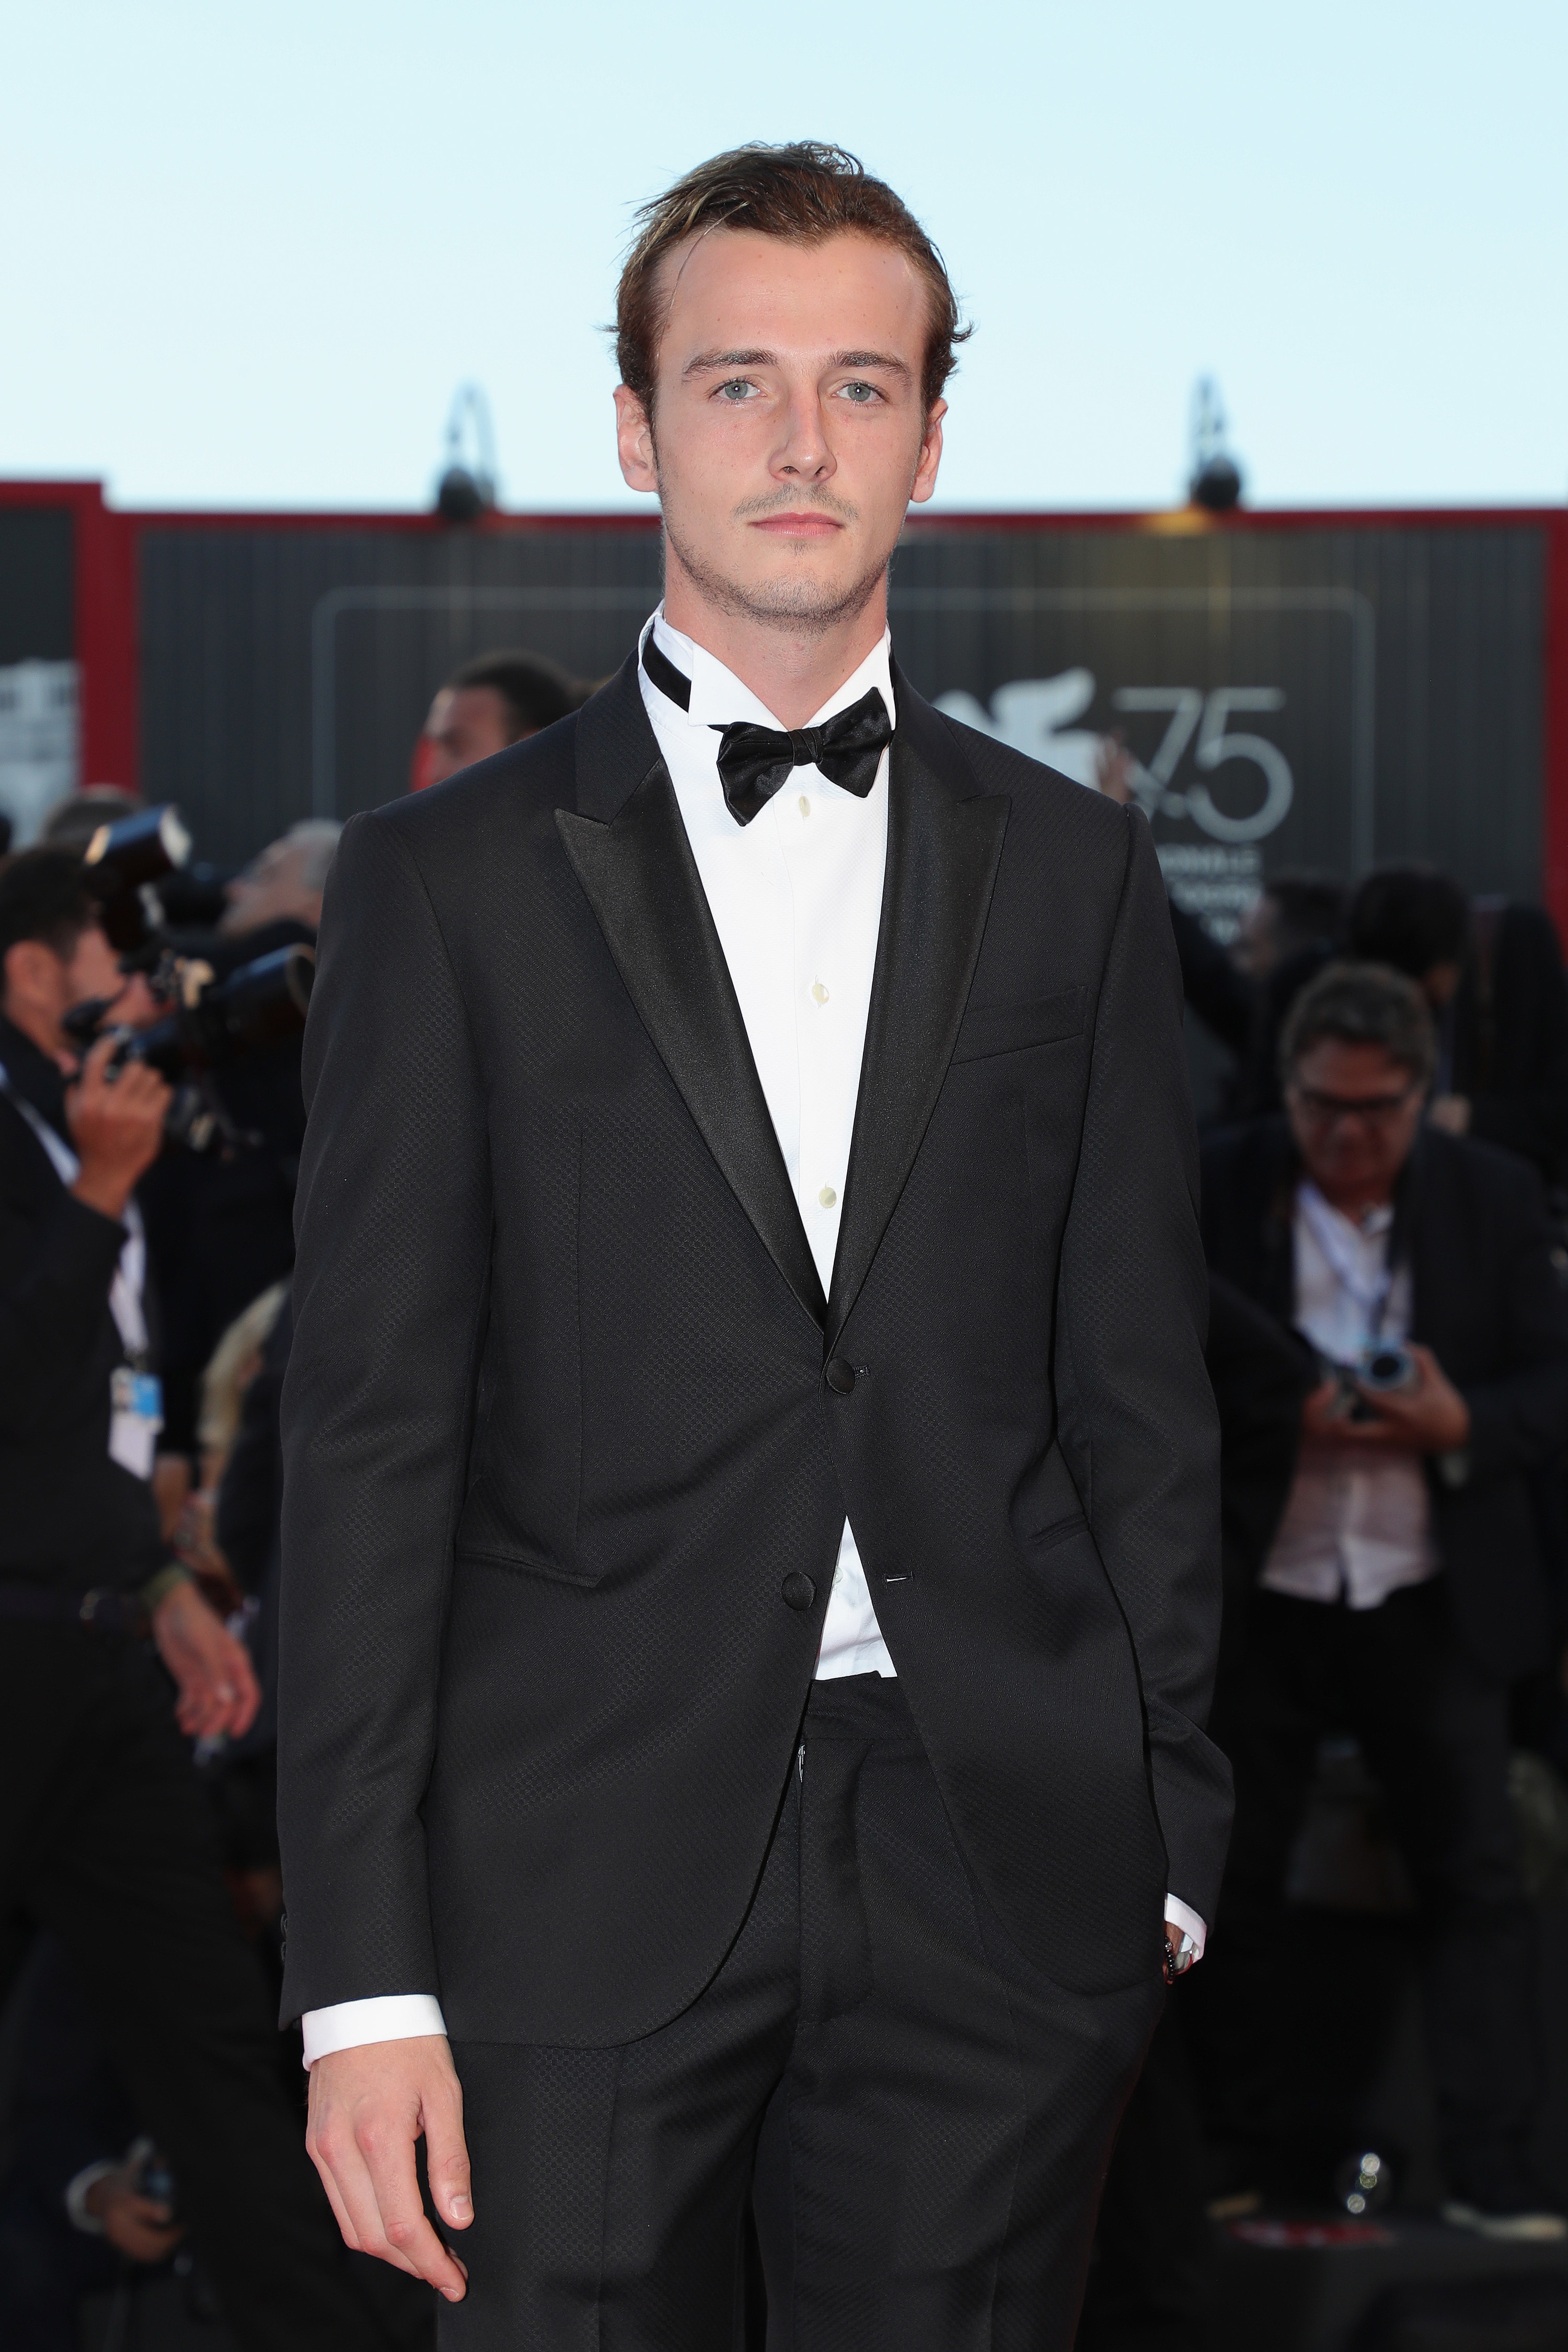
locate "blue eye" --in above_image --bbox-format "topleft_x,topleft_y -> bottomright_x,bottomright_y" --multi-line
840,381 -> 878,403
717,379 -> 754,401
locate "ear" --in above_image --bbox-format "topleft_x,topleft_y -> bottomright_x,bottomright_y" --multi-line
3,937 -> 53,1017
909,398 -> 947,506
614,386 -> 659,495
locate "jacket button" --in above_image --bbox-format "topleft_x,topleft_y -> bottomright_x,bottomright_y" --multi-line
781,1572 -> 816,1612
824,1357 -> 857,1395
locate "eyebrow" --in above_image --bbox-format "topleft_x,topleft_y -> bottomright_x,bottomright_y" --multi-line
683,349 -> 775,377
831,350 -> 911,378
682,347 -> 913,381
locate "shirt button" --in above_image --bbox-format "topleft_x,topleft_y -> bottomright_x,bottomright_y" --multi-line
812,980 -> 829,1004
798,794 -> 811,818
818,1185 -> 837,1208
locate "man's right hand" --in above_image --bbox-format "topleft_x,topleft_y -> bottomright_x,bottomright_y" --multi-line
306,2036 -> 472,2301
66,1035 -> 171,1221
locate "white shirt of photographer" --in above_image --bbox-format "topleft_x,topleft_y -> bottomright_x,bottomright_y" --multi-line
1261,1182 -> 1439,1608
300,611 -> 1202,2065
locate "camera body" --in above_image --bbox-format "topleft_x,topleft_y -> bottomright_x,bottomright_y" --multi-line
1321,1341 -> 1420,1423
64,944 -> 315,1151
82,805 -> 193,959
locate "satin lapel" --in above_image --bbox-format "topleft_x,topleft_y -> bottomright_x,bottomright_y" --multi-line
557,754 -> 827,1333
827,696 -> 1010,1344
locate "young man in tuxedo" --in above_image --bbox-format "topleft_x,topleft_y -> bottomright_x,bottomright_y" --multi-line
280,142 -> 1228,2347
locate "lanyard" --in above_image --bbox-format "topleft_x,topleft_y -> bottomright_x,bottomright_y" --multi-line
0,1059 -> 150,1364
1297,1180 -> 1395,1345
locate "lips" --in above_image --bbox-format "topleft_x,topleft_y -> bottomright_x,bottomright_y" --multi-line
750,512 -> 844,537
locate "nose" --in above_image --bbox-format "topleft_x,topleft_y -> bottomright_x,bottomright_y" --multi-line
772,387 -> 835,485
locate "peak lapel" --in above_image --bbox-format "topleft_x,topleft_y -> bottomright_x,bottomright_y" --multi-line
827,693 -> 1010,1343
557,698 -> 826,1331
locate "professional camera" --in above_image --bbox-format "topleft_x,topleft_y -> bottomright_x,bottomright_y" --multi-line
70,801 -> 316,1149
64,945 -> 315,1152
82,804 -> 194,959
1321,1341 -> 1419,1422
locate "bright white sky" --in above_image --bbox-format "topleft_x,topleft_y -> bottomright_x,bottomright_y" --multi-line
4,0 -> 1565,513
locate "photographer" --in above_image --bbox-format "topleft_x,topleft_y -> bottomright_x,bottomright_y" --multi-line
1197,959 -> 1568,2235
0,850 -> 419,2350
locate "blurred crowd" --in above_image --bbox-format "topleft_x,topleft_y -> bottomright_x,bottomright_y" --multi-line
5,650 -> 1568,2348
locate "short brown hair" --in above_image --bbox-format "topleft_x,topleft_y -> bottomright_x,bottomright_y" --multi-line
1279,960 -> 1437,1091
448,648 -> 589,737
0,848 -> 99,965
616,142 -> 969,417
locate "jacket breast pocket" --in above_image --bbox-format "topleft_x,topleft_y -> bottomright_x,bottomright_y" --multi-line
952,986 -> 1086,1064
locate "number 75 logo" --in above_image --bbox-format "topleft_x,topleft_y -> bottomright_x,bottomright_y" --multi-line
1115,686 -> 1292,843
936,672 -> 1293,844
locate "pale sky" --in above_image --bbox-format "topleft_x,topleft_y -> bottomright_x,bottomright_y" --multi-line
5,0 -> 1565,513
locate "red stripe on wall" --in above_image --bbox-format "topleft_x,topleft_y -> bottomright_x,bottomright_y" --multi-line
75,489 -> 137,791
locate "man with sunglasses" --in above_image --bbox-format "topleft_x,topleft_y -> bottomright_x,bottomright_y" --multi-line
1198,957 -> 1568,2237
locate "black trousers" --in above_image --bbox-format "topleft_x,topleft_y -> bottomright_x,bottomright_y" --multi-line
0,1622 -> 426,2352
445,1675 -> 1161,2351
1195,1582 -> 1538,2196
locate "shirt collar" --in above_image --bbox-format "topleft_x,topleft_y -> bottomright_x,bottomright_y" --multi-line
646,606 -> 896,736
1298,1181 -> 1394,1244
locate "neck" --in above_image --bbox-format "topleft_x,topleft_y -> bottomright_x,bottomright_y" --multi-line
661,549 -> 889,729
1309,1175 -> 1393,1223
0,1000 -> 64,1067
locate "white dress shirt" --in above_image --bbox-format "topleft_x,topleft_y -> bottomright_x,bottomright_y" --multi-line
301,608 -> 1202,2062
1261,1182 -> 1439,1609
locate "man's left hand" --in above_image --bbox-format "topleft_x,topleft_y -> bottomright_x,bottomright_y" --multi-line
152,1581 -> 260,1740
1343,1343 -> 1471,1453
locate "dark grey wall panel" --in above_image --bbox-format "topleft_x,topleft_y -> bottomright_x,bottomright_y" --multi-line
136,517 -> 1547,923
0,508 -> 73,664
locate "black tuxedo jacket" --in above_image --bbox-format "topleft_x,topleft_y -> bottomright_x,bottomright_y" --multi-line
276,654 -> 1228,2044
1201,1117 -> 1568,1682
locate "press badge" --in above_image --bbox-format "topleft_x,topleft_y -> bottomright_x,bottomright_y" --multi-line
110,1367 -> 163,1481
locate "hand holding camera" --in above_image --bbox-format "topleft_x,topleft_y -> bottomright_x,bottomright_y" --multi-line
84,2151 -> 186,2265
66,1034 -> 172,1223
1303,1340 -> 1471,1453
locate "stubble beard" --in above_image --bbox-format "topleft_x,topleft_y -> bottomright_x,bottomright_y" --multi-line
659,485 -> 894,641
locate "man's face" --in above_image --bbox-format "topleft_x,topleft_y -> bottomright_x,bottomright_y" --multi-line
2,923 -> 156,1067
420,685 -> 523,789
614,227 -> 944,635
221,838 -> 321,937
1286,1040 -> 1425,1202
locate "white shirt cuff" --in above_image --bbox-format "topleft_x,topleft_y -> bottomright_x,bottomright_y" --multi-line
300,1994 -> 448,2067
1163,1894 -> 1207,1962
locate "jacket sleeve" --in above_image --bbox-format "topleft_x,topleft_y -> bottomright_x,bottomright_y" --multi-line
0,1108 -> 126,1432
1457,1160 -> 1568,1484
276,812 -> 492,2021
1054,812 -> 1233,1926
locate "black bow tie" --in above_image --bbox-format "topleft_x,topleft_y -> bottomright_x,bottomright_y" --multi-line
642,635 -> 893,826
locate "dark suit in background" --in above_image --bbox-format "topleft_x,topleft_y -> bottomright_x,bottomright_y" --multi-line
1450,903 -> 1568,1184
279,656 -> 1229,2343
0,1022 -> 412,2352
1195,1117 -> 1568,2200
